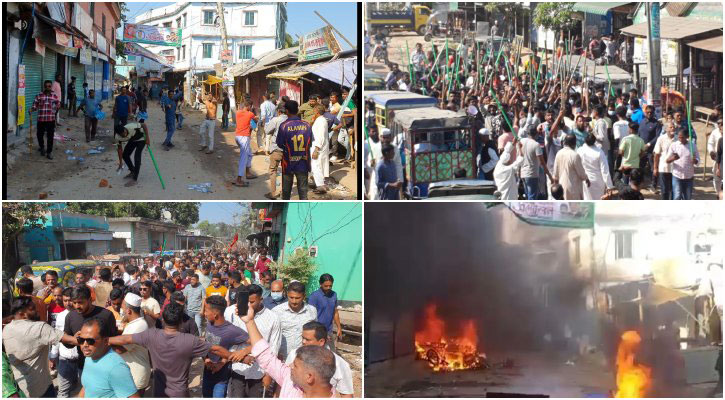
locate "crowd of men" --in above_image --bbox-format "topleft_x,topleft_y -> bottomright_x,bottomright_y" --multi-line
3,247 -> 355,398
364,29 -> 724,200
105,83 -> 357,199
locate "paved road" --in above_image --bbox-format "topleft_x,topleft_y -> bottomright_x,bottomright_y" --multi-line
7,100 -> 357,200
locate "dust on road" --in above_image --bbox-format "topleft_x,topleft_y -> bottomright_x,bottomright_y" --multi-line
6,100 -> 357,200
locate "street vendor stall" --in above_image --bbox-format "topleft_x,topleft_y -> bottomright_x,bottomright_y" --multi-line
201,75 -> 223,98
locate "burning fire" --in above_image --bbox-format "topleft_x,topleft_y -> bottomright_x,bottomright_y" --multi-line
614,331 -> 651,398
414,303 -> 485,371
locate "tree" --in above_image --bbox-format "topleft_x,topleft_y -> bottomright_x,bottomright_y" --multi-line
116,3 -> 129,59
532,3 -> 576,33
2,203 -> 52,274
66,202 -> 200,227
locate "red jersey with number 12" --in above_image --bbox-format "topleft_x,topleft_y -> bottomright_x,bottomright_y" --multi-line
276,116 -> 312,174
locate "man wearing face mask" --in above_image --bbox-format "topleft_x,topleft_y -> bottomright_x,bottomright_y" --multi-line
3,297 -> 80,398
264,280 -> 288,310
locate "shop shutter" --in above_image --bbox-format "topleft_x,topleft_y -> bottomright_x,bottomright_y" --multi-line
20,46 -> 44,129
42,49 -> 58,92
72,60 -> 85,99
94,58 -> 103,93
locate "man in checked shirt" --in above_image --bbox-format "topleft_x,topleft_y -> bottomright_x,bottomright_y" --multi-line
30,80 -> 62,160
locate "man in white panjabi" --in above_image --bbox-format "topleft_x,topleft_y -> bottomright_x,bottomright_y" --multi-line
493,140 -> 524,200
311,104 -> 330,194
577,133 -> 613,200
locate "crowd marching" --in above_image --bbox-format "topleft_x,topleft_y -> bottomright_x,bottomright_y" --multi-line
364,28 -> 724,200
2,247 -> 354,398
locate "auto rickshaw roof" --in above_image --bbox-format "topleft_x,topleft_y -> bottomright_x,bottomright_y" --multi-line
394,107 -> 469,130
22,260 -> 100,276
365,91 -> 439,107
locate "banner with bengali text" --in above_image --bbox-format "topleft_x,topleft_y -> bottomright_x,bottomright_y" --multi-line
123,23 -> 182,47
298,26 -> 341,62
505,202 -> 595,229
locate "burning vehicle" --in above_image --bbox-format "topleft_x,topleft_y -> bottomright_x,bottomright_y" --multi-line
414,303 -> 487,371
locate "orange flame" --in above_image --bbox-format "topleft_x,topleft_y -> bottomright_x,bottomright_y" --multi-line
615,331 -> 651,398
414,303 -> 483,371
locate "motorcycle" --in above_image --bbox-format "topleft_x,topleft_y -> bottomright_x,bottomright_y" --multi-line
372,38 -> 389,65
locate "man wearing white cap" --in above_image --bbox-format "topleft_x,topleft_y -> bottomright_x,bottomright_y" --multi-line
118,293 -> 151,396
494,139 -> 525,200
477,128 -> 499,180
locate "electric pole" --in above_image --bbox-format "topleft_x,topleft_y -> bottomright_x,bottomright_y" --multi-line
646,2 -> 662,118
216,2 -> 231,110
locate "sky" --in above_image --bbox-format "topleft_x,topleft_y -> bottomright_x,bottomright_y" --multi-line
197,202 -> 245,224
122,1 -> 358,50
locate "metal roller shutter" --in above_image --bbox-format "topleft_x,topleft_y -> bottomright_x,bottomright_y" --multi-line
72,61 -> 85,99
42,49 -> 58,91
20,46 -> 44,129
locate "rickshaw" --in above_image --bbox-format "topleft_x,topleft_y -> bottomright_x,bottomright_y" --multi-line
391,107 -> 476,199
14,259 -> 100,290
366,91 -> 439,134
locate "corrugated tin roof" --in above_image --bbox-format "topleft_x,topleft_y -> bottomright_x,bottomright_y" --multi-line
687,35 -> 723,53
665,2 -> 695,17
571,2 -> 632,16
619,16 -> 723,40
230,47 -> 299,77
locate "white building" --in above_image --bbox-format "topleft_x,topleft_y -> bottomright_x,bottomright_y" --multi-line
134,2 -> 287,90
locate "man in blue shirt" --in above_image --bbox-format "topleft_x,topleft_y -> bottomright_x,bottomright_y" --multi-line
629,98 -> 644,124
308,274 -> 342,353
276,100 -> 312,200
78,318 -> 139,398
113,86 -> 131,128
376,143 -> 401,199
161,89 -> 177,149
263,279 -> 287,310
638,105 -> 663,191
79,89 -> 101,142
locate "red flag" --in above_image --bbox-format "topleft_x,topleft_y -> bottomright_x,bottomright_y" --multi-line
228,233 -> 239,252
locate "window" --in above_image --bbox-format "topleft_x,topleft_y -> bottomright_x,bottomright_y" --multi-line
182,45 -> 186,60
615,231 -> 634,259
203,10 -> 215,25
176,17 -> 181,28
163,22 -> 172,28
127,55 -> 136,61
183,13 -> 187,27
243,11 -> 256,26
203,43 -> 213,59
102,15 -> 106,36
89,3 -> 95,18
238,44 -> 252,59
177,47 -> 181,60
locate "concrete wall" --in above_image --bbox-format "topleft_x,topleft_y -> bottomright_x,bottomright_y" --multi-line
280,203 -> 362,303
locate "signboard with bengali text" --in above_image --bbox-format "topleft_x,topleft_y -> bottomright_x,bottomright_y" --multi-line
17,65 -> 25,126
298,26 -> 341,62
123,23 -> 182,47
505,202 -> 595,229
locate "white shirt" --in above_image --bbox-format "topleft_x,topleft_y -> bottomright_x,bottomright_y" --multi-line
708,127 -> 722,172
120,317 -> 151,390
653,134 -> 675,173
493,142 -> 525,200
285,347 -> 354,396
593,118 -> 610,152
612,120 -> 629,141
53,309 -> 79,360
478,146 -> 499,174
272,302 -> 318,360
577,144 -> 613,200
224,306 -> 281,379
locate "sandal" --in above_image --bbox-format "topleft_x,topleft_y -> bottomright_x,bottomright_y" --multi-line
245,174 -> 258,180
232,181 -> 250,187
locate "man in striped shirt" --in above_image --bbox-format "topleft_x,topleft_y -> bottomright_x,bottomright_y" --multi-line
30,80 -> 61,160
272,281 -> 317,360
224,284 -> 281,397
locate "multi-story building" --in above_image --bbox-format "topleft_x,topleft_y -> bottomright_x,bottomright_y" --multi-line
134,2 -> 287,94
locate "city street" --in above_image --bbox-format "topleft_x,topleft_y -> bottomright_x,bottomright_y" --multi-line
6,102 -> 356,200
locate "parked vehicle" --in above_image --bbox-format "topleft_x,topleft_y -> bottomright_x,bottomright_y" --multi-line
368,5 -> 432,36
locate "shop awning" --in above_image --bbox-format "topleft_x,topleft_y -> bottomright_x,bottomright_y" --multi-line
266,56 -> 357,87
571,2 -> 631,16
687,35 -> 723,53
201,75 -> 223,85
266,69 -> 309,81
620,17 -> 723,40
307,57 -> 357,87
